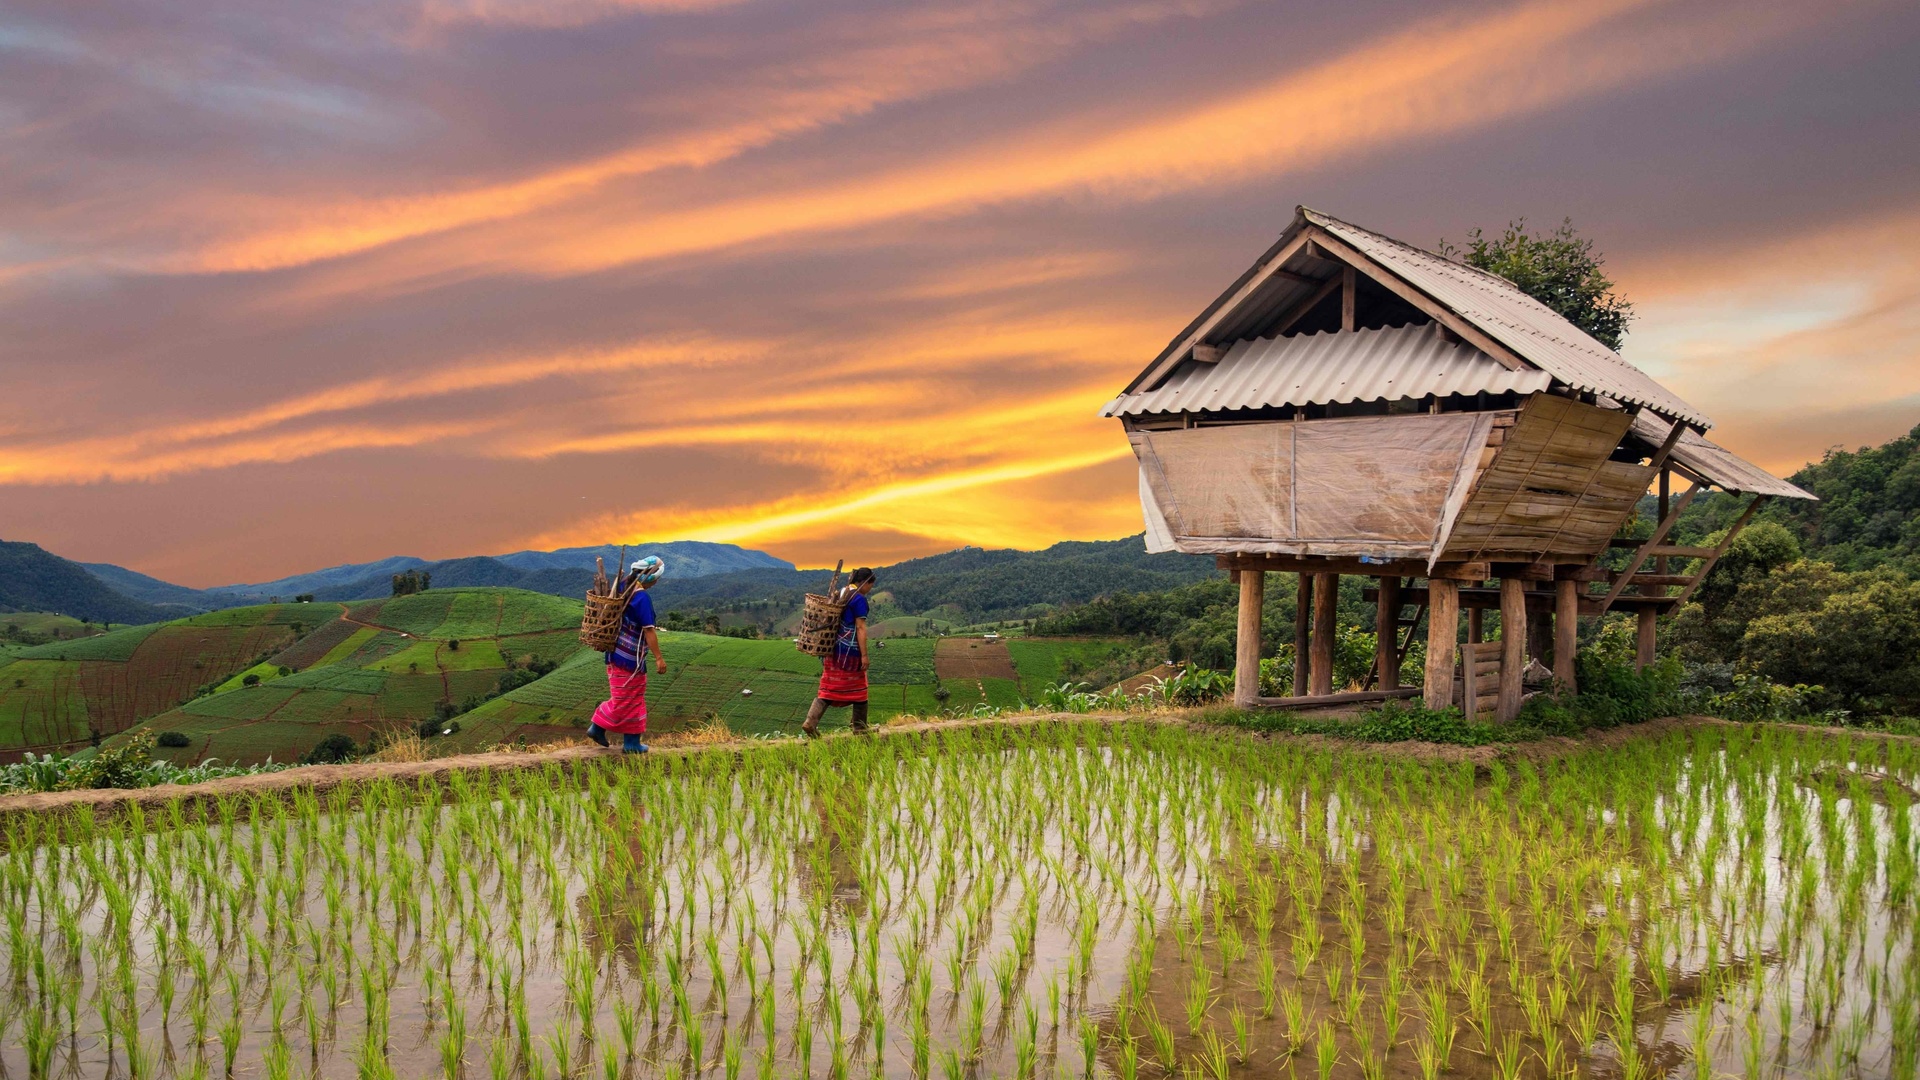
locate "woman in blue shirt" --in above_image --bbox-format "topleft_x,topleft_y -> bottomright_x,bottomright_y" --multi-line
588,556 -> 666,753
802,567 -> 875,735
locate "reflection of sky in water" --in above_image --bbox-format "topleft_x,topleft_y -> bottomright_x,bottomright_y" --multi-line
1,725 -> 1912,1080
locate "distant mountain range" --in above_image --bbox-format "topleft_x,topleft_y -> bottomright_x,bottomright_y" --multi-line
4,540 -> 794,620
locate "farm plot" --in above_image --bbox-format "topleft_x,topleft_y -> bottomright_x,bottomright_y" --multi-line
3,723 -> 1913,1080
933,636 -> 1019,680
1005,637 -> 1130,686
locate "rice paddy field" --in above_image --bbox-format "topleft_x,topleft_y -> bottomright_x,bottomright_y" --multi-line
2,721 -> 1913,1080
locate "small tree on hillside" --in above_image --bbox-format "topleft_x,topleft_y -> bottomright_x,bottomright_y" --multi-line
1440,218 -> 1634,350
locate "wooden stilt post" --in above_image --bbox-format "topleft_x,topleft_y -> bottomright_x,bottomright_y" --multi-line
1234,568 -> 1264,708
1636,608 -> 1658,672
1311,573 -> 1337,696
1497,577 -> 1526,723
1463,607 -> 1482,719
1554,577 -> 1579,694
1527,583 -> 1552,664
1293,574 -> 1311,698
1374,575 -> 1401,691
1424,579 -> 1458,710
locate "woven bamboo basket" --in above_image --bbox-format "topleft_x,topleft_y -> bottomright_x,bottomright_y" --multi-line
794,560 -> 846,658
579,546 -> 633,651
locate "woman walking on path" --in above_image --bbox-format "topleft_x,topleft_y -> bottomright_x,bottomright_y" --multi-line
589,556 -> 666,753
803,567 -> 875,736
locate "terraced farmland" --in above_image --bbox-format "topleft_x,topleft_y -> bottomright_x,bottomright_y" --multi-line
0,604 -> 320,759
99,589 -> 587,765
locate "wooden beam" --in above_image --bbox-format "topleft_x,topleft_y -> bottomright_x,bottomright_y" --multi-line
1191,344 -> 1226,364
1424,579 -> 1459,711
1136,229 -> 1314,391
1301,229 -> 1530,372
1341,265 -> 1357,332
1595,484 -> 1701,613
1554,577 -> 1579,694
1270,274 -> 1343,337
1294,573 -> 1311,700
1234,569 -> 1264,708
1667,495 -> 1770,608
1219,554 -> 1479,580
1252,688 -> 1422,708
1374,576 -> 1401,691
1635,608 -> 1657,671
1498,578 -> 1527,723
1311,573 -> 1338,696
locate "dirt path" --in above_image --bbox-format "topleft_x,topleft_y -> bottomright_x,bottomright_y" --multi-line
0,712 -> 1774,830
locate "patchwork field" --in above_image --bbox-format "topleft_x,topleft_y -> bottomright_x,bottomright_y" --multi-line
0,604 -> 321,759
97,589 -> 587,765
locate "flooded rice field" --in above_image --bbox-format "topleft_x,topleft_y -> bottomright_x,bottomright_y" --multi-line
1,721 -> 1914,1080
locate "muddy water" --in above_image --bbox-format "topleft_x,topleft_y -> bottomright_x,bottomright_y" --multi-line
0,723 -> 1913,1080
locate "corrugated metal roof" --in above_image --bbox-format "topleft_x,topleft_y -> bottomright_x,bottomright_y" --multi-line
1629,413 -> 1815,500
1304,209 -> 1712,428
1101,323 -> 1550,417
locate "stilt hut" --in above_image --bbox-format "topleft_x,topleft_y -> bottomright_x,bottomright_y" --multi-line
1102,208 -> 1813,720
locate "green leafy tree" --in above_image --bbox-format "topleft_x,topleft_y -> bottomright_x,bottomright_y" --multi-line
1440,218 -> 1634,350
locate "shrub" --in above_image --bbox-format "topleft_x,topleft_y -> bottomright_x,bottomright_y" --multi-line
156,731 -> 191,748
242,673 -> 261,687
304,733 -> 359,765
56,731 -> 159,791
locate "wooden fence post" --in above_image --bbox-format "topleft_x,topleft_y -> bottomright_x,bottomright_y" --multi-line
1294,574 -> 1311,698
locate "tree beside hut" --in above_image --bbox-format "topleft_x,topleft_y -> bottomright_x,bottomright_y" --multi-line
1102,207 -> 1813,721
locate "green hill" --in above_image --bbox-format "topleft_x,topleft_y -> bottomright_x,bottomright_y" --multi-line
0,539 -> 176,624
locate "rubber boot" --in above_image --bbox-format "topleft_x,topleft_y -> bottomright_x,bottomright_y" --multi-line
622,733 -> 648,754
801,698 -> 828,737
587,722 -> 609,748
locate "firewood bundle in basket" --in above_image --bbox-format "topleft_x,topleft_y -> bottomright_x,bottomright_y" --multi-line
579,545 -> 633,651
794,560 -> 847,657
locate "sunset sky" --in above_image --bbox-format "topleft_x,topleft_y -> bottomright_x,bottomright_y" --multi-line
4,0 -> 1918,587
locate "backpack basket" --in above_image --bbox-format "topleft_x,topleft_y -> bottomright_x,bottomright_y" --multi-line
795,561 -> 846,658
579,545 -> 633,651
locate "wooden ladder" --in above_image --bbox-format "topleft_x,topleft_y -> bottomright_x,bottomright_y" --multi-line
1591,493 -> 1770,615
1460,642 -> 1501,719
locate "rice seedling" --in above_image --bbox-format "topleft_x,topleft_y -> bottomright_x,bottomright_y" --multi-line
1315,1021 -> 1340,1080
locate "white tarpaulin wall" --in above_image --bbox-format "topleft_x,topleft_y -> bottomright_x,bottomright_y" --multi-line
1131,412 -> 1493,560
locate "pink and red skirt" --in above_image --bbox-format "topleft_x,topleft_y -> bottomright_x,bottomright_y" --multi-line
818,656 -> 868,703
591,665 -> 649,734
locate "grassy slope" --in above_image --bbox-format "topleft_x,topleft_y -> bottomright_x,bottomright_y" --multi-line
100,589 -> 585,765
0,605 -> 323,758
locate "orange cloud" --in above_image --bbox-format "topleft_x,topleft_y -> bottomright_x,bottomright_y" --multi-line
437,0 -> 1817,280
173,1 -> 1218,274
